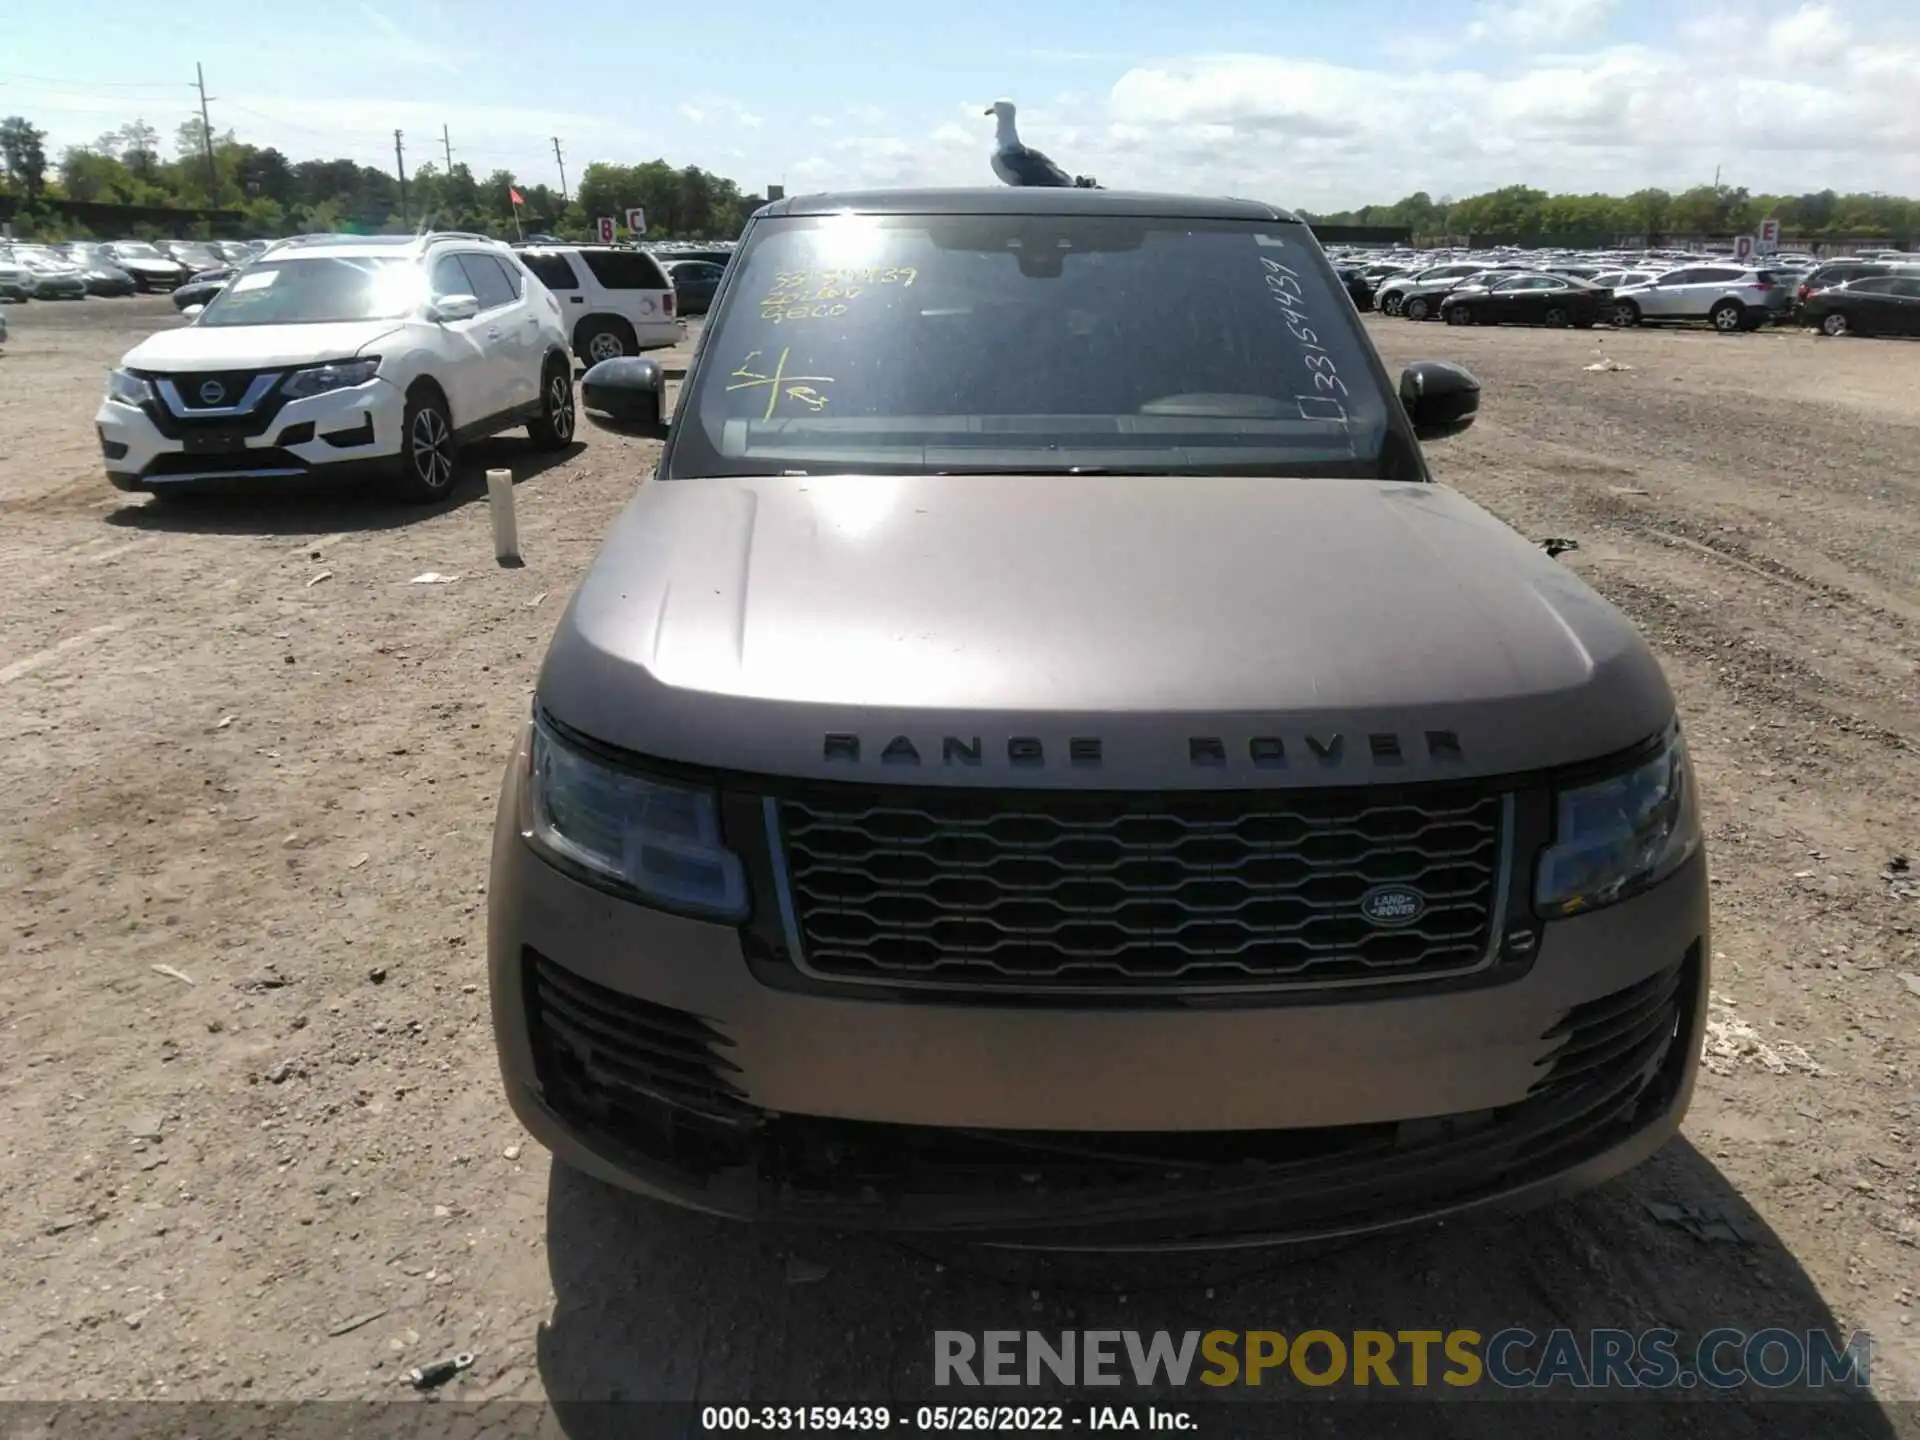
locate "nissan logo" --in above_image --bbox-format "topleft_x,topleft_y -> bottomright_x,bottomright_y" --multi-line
198,380 -> 226,405
1359,884 -> 1427,928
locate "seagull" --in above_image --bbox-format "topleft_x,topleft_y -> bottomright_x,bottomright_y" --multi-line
985,99 -> 1099,188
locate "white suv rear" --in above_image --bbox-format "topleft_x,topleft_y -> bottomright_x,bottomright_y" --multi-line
96,233 -> 578,504
515,244 -> 684,361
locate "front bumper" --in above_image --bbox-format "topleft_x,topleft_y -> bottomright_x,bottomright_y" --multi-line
95,378 -> 403,492
487,741 -> 1712,1248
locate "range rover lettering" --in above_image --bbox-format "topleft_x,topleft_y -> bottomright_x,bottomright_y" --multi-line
488,188 -> 1709,1248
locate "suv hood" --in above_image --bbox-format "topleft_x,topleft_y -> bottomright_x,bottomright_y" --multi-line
123,321 -> 404,372
538,475 -> 1674,790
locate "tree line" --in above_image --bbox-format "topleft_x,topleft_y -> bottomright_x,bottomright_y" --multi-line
4,110 -> 1916,245
1303,184 -> 1918,243
0,113 -> 767,241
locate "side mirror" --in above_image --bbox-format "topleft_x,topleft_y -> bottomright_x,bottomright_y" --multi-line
1400,360 -> 1480,442
581,356 -> 668,438
182,303 -> 206,318
431,293 -> 480,322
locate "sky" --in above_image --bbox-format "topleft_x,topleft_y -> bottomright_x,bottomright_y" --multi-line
4,0 -> 1918,209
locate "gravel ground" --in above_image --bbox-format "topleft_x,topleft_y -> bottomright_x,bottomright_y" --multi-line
1,297 -> 1917,1434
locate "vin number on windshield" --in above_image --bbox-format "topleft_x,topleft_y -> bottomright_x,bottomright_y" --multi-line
1261,256 -> 1349,417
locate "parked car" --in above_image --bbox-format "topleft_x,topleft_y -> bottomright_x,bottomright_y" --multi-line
1800,275 -> 1920,337
66,248 -> 139,296
663,259 -> 725,316
0,257 -> 34,302
96,232 -> 577,503
173,267 -> 236,311
1441,272 -> 1609,328
0,247 -> 91,300
512,186 -> 1711,1246
516,244 -> 683,360
97,242 -> 192,292
1397,268 -> 1522,321
1374,262 -> 1495,316
1335,265 -> 1376,310
157,240 -> 225,274
1790,259 -> 1916,316
1609,266 -> 1790,332
1589,270 -> 1655,292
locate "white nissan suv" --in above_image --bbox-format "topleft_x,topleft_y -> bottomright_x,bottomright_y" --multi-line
97,232 -> 577,503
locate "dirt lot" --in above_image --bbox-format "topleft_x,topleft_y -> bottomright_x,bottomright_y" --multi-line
1,297 -> 1918,1431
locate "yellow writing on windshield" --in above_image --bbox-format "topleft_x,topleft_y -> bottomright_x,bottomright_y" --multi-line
757,266 -> 917,322
726,348 -> 835,420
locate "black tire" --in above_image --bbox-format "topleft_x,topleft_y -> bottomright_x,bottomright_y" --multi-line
1379,291 -> 1405,317
527,357 -> 577,450
1404,296 -> 1431,322
1543,305 -> 1571,328
391,389 -> 458,504
1611,300 -> 1640,327
1450,304 -> 1475,326
1819,311 -> 1848,337
1710,299 -> 1745,334
575,317 -> 637,364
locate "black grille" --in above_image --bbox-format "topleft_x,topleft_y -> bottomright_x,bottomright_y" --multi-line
532,948 -> 1698,1242
144,446 -> 302,478
1530,962 -> 1685,1101
525,948 -> 753,1129
775,784 -> 1507,993
156,370 -> 269,409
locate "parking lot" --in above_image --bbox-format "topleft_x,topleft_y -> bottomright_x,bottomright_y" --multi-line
2,295 -> 1918,1427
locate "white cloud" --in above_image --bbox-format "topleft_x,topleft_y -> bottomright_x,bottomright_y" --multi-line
779,3 -> 1919,208
678,96 -> 764,129
1467,0 -> 1619,48
357,3 -> 461,73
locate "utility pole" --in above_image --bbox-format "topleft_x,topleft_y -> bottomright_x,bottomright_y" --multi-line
394,129 -> 408,228
552,136 -> 569,205
441,123 -> 454,174
193,63 -> 218,202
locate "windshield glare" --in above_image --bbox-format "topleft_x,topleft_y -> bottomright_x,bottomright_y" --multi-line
113,243 -> 162,258
667,213 -> 1397,480
195,256 -> 424,327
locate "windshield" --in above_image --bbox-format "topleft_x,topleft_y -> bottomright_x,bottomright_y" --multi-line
113,243 -> 162,259
195,256 -> 422,327
668,213 -> 1397,479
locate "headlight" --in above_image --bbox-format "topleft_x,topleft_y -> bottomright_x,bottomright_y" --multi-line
525,716 -> 748,921
1535,725 -> 1700,919
106,368 -> 153,406
281,358 -> 380,399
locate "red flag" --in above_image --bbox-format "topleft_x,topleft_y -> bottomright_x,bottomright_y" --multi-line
508,187 -> 525,207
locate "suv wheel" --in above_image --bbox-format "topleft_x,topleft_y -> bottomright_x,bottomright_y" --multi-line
1709,299 -> 1745,333
527,359 -> 577,450
1611,299 -> 1640,327
1404,296 -> 1431,321
577,317 -> 637,363
1379,291 -> 1405,317
1819,311 -> 1849,337
392,390 -> 458,504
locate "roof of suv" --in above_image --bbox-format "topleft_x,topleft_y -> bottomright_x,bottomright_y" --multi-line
757,187 -> 1302,223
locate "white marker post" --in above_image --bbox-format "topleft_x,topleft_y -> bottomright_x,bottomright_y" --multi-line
487,468 -> 520,565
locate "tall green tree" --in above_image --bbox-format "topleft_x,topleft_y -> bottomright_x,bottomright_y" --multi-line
1,115 -> 50,200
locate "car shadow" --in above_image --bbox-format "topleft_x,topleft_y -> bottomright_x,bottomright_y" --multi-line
534,1138 -> 1899,1438
99,436 -> 584,538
